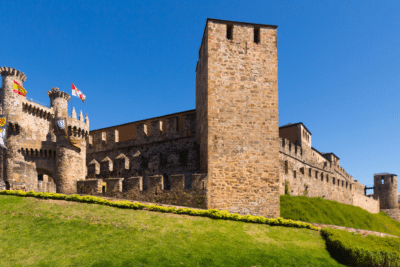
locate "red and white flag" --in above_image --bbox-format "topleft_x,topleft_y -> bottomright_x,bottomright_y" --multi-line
72,84 -> 86,103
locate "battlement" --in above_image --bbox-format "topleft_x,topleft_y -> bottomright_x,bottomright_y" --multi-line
47,87 -> 71,103
67,115 -> 89,138
77,174 -> 208,209
279,137 -> 354,183
0,66 -> 27,82
22,98 -> 53,121
88,111 -> 196,152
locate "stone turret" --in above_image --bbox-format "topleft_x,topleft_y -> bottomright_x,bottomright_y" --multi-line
0,67 -> 36,191
47,87 -> 86,194
47,87 -> 70,118
0,66 -> 27,119
374,173 -> 398,210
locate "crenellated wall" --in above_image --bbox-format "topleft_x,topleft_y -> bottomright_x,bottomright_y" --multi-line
77,174 -> 208,208
279,137 -> 380,213
88,110 -> 195,152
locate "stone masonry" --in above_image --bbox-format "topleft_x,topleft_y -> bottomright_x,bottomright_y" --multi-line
2,19 -> 399,221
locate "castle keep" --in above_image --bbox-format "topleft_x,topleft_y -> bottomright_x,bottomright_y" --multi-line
1,19 -> 399,221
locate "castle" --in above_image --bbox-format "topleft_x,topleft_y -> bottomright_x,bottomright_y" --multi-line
1,18 -> 399,222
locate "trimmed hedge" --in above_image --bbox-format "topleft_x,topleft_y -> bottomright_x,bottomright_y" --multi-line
321,228 -> 400,267
0,190 -> 318,230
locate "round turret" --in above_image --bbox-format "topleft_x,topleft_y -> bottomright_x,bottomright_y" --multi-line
47,87 -> 70,118
374,173 -> 398,210
0,67 -> 27,119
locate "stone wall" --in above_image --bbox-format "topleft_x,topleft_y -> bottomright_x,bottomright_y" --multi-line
86,120 -> 200,191
77,174 -> 208,209
381,209 -> 400,222
279,137 -> 354,205
352,193 -> 380,214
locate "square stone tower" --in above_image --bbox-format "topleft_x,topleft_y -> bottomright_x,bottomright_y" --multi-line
196,19 -> 280,218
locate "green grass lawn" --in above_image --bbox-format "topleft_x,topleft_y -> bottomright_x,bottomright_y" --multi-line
281,195 -> 400,237
0,195 -> 346,267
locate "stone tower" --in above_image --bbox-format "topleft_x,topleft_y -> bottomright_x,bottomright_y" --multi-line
0,67 -> 37,191
47,87 -> 88,194
196,19 -> 280,218
374,173 -> 398,210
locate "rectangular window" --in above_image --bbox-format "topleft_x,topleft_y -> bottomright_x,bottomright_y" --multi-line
227,25 -> 233,40
254,27 -> 260,44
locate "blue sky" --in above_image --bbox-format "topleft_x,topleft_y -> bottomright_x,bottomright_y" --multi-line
1,0 -> 399,190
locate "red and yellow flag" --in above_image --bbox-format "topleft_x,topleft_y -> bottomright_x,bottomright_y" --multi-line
13,81 -> 27,97
72,84 -> 86,103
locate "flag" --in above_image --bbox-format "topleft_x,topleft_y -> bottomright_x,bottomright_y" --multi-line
0,129 -> 6,149
72,84 -> 86,103
56,118 -> 69,139
57,119 -> 65,130
0,115 -> 7,149
13,81 -> 27,97
69,136 -> 82,149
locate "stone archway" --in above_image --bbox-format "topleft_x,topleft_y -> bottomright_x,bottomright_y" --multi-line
36,168 -> 56,193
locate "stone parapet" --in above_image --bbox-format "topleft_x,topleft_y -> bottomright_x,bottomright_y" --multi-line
87,111 -> 196,153
78,174 -> 207,209
279,137 -> 354,184
0,67 -> 27,82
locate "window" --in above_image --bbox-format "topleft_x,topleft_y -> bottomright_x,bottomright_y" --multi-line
254,27 -> 260,44
382,178 -> 384,184
227,25 -> 233,40
38,174 -> 43,181
293,170 -> 296,178
285,161 -> 288,174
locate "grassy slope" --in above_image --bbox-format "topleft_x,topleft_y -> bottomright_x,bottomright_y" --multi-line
281,195 -> 400,237
0,195 -> 345,267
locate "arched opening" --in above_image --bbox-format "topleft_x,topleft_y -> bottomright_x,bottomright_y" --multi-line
36,168 -> 55,193
5,181 -> 10,190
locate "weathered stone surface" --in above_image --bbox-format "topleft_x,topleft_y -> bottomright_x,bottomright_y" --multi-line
78,174 -> 207,209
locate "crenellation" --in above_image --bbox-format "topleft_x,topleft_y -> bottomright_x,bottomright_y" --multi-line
135,123 -> 148,139
87,159 -> 100,177
147,175 -> 163,194
166,117 -> 178,136
151,120 -> 163,136
78,173 -> 208,208
170,174 -> 185,191
100,156 -> 113,176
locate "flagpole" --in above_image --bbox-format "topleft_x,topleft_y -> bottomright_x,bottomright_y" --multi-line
71,85 -> 73,118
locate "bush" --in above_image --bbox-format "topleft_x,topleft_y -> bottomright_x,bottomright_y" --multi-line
321,228 -> 400,267
0,190 -> 318,231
